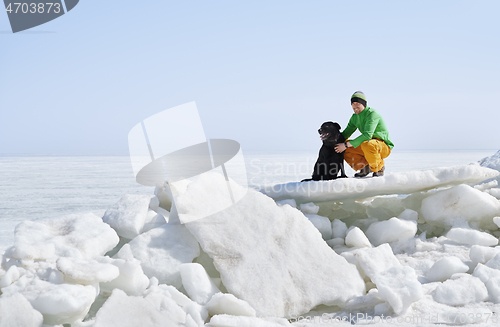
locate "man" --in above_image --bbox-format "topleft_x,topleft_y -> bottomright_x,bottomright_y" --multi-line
334,91 -> 394,177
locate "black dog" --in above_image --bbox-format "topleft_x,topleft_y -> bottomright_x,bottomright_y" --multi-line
301,122 -> 347,181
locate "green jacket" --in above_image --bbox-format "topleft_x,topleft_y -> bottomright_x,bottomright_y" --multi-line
341,107 -> 394,149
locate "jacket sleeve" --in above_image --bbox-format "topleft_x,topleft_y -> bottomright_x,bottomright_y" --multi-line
349,111 -> 380,148
341,116 -> 357,140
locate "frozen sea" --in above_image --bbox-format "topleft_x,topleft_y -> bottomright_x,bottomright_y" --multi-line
0,149 -> 497,254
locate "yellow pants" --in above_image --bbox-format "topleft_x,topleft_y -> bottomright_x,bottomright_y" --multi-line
344,139 -> 391,173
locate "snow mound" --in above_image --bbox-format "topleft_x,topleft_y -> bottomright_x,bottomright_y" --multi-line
425,256 -> 469,282
115,224 -> 200,289
446,227 -> 499,246
421,184 -> 500,230
102,194 -> 151,239
4,213 -> 119,262
365,217 -> 417,246
433,273 -> 488,306
263,165 -> 498,203
176,172 -> 365,318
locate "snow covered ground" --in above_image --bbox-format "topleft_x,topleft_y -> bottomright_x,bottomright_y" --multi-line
1,149 -> 500,326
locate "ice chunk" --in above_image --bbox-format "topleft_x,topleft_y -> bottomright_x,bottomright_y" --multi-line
446,227 -> 498,246
472,264 -> 500,303
421,185 -> 500,230
373,266 -> 423,314
56,257 -> 119,285
433,273 -> 488,306
154,184 -> 173,211
305,214 -> 332,240
366,196 -> 405,221
345,288 -> 384,310
398,209 -> 418,221
208,315 -> 291,327
345,227 -> 371,248
205,293 -> 256,317
494,217 -> 500,228
143,285 -> 191,325
0,293 -> 43,327
490,189 -> 500,199
149,196 -> 160,211
142,211 -> 167,233
102,194 -> 151,239
300,202 -> 319,214
143,281 -> 208,326
177,173 -> 365,318
475,180 -> 499,191
5,213 -> 119,262
264,165 -> 499,203
93,289 -> 183,327
469,245 -> 500,264
0,265 -> 22,288
144,280 -> 195,310
193,248 -> 219,278
331,219 -> 347,239
179,263 -> 220,305
351,244 -> 400,281
326,238 -> 344,248
486,253 -> 500,270
276,199 -> 296,208
425,257 -> 469,282
365,218 -> 417,246
115,224 -> 200,288
2,276 -> 96,325
479,150 -> 500,183
98,256 -> 150,296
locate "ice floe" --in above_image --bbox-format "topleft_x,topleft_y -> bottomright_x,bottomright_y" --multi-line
1,150 -> 500,326
263,165 -> 499,203
177,172 -> 366,318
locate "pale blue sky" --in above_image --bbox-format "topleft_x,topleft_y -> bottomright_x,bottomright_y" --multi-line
1,0 -> 499,154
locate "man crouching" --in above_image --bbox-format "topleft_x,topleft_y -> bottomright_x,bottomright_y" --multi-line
334,91 -> 394,177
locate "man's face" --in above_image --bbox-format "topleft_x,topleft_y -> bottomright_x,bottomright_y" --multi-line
351,102 -> 365,114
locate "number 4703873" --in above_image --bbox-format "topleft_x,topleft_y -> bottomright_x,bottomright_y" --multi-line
5,3 -> 61,14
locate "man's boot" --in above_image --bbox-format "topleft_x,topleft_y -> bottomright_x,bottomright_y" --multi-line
372,166 -> 385,177
354,165 -> 371,178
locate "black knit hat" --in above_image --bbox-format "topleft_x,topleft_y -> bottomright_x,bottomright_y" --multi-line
351,91 -> 367,108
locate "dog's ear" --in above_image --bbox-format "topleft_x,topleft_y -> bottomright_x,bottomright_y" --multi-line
333,122 -> 341,130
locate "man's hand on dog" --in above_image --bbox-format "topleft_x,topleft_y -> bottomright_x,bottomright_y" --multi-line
335,142 -> 348,153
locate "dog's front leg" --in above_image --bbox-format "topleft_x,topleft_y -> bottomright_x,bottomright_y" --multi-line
339,154 -> 348,178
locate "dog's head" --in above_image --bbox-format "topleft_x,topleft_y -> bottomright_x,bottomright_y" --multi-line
318,121 -> 341,143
